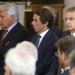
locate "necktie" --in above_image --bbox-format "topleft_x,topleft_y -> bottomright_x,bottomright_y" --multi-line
0,30 -> 8,45
35,35 -> 41,48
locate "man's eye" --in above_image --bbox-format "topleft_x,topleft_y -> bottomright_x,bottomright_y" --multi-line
65,17 -> 75,21
69,18 -> 74,21
33,19 -> 38,22
0,16 -> 5,18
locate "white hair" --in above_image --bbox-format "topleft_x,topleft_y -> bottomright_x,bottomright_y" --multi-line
5,41 -> 38,75
15,41 -> 38,61
0,3 -> 19,21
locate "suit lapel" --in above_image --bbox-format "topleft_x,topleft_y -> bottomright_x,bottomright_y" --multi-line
38,30 -> 51,55
2,22 -> 20,45
67,30 -> 71,35
0,30 -> 3,40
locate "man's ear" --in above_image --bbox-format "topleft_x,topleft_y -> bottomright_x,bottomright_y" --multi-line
44,22 -> 48,27
10,15 -> 14,21
62,52 -> 66,60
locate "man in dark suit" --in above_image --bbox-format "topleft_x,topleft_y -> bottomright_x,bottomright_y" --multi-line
45,55 -> 59,75
62,6 -> 75,37
55,36 -> 75,75
31,8 -> 58,75
0,3 -> 30,75
43,6 -> 62,38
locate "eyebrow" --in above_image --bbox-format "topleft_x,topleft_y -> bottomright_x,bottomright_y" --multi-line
33,19 -> 38,21
65,17 -> 74,19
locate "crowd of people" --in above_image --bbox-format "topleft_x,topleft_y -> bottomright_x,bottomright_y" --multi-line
0,2 -> 75,75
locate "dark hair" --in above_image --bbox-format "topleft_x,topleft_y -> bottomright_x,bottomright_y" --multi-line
69,50 -> 75,68
66,6 -> 75,12
55,35 -> 75,57
34,8 -> 54,28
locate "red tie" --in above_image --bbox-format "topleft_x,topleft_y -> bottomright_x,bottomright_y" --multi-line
0,30 -> 8,45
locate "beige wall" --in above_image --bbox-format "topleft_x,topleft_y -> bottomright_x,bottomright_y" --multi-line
63,0 -> 75,31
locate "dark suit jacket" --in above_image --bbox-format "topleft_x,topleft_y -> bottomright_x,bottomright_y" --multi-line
0,22 -> 30,75
31,29 -> 58,75
51,24 -> 62,38
61,30 -> 71,37
60,70 -> 69,75
45,55 -> 59,75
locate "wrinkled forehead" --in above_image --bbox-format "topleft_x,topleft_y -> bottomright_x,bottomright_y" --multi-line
65,11 -> 75,18
0,10 -> 8,15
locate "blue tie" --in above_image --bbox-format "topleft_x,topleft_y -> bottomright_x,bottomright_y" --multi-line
36,35 -> 41,48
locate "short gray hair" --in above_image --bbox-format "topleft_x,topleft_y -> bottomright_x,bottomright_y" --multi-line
0,3 -> 19,21
16,41 -> 38,61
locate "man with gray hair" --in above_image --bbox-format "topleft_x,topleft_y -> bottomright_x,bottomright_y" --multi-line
4,41 -> 38,75
0,3 -> 30,75
43,6 -> 62,38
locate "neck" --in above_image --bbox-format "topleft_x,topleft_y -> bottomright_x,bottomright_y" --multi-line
70,30 -> 75,34
63,59 -> 69,69
38,27 -> 49,34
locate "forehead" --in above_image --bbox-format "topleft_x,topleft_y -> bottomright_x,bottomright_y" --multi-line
33,14 -> 40,19
66,11 -> 75,18
0,10 -> 7,15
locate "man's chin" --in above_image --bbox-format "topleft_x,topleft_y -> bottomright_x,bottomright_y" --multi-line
67,28 -> 72,31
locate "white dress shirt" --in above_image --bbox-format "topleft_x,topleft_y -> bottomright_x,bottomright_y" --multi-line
71,33 -> 75,37
4,22 -> 17,38
61,66 -> 70,74
38,29 -> 49,47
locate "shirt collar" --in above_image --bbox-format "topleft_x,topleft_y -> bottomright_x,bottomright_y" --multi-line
71,33 -> 75,37
38,29 -> 49,38
61,66 -> 70,73
7,22 -> 17,32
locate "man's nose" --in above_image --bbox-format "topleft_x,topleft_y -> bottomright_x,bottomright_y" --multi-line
66,19 -> 71,24
31,21 -> 34,25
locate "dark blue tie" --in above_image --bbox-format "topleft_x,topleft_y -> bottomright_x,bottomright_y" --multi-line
36,35 -> 41,48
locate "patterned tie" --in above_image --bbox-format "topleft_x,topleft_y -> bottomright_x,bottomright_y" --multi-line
35,35 -> 41,48
0,30 -> 8,45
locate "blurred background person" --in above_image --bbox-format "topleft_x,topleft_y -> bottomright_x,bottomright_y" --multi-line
69,49 -> 75,75
15,41 -> 38,60
0,3 -> 30,75
55,36 -> 75,75
4,41 -> 38,75
43,6 -> 62,38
